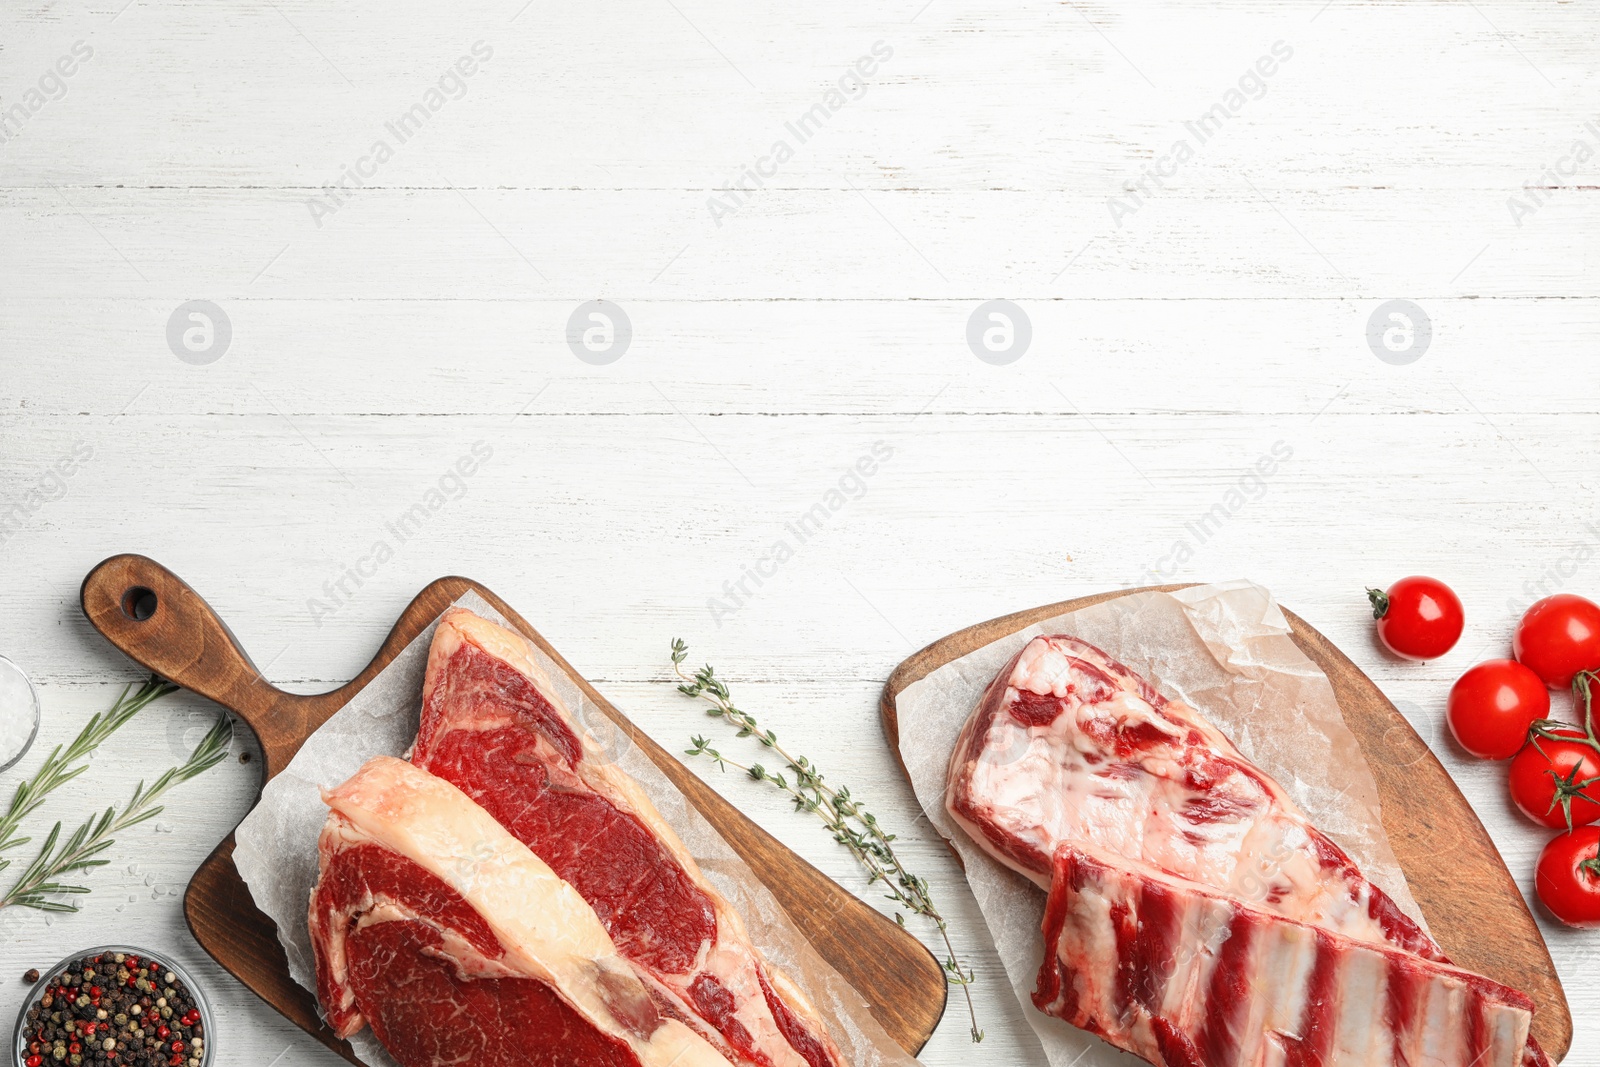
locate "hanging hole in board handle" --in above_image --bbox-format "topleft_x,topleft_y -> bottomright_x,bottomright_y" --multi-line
122,586 -> 159,622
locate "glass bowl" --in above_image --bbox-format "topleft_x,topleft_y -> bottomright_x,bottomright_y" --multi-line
0,656 -> 41,774
13,946 -> 215,1067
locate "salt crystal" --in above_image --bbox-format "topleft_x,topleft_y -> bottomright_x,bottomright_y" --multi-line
0,656 -> 41,768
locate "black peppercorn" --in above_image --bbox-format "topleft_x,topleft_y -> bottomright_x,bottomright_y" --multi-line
18,953 -> 206,1067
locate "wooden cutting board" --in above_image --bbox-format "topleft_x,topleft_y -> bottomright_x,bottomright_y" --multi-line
880,587 -> 1573,1061
80,554 -> 947,1062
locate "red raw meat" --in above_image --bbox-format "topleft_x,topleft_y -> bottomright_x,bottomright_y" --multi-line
309,756 -> 740,1067
947,634 -> 1551,1067
1038,846 -> 1535,1067
410,609 -> 843,1067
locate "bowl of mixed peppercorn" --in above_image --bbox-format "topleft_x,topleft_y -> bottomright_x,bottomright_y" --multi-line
13,948 -> 211,1067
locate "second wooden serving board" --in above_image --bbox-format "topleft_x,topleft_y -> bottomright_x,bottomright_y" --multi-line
80,555 -> 947,1063
880,586 -> 1572,1061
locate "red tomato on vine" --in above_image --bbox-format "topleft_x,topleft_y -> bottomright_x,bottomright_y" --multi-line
1446,659 -> 1550,760
1536,827 -> 1600,928
1514,594 -> 1600,690
1510,730 -> 1600,829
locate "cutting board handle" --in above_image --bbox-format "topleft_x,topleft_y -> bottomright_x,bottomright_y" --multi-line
80,554 -> 310,774
86,566 -> 953,1059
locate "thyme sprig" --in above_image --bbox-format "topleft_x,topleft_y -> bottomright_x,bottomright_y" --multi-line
1,712 -> 232,912
0,676 -> 179,874
672,640 -> 983,1043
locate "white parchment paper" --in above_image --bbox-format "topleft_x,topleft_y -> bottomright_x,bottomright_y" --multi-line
234,592 -> 920,1067
895,581 -> 1424,1067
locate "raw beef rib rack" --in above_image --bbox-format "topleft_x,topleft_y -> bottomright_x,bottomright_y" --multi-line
309,607 -> 846,1067
946,634 -> 1551,1067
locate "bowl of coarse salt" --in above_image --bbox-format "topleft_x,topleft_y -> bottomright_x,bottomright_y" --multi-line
0,655 -> 41,773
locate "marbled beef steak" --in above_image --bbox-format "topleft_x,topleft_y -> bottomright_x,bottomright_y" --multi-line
309,609 -> 846,1067
310,757 -> 733,1067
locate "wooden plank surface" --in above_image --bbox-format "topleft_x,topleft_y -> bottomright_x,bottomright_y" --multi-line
4,0 -> 1600,1064
77,554 -> 946,1061
880,587 -> 1571,1060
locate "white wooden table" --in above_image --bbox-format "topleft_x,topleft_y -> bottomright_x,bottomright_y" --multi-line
3,0 -> 1598,1062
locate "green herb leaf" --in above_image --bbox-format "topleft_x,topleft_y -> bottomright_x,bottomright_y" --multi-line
669,639 -> 983,1042
0,676 -> 178,874
1,711 -> 231,912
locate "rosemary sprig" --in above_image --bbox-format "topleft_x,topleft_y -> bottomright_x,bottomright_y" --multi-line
0,675 -> 178,874
672,640 -> 984,1043
0,712 -> 232,912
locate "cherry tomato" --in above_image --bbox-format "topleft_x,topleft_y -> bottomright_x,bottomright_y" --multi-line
1535,826 -> 1600,927
1514,594 -> 1600,690
1446,659 -> 1551,759
1509,729 -> 1600,828
1367,577 -> 1464,660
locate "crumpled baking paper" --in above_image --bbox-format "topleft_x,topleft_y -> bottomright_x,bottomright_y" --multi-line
234,591 -> 921,1067
894,580 -> 1423,1067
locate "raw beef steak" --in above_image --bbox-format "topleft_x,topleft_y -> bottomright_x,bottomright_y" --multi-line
309,756 -> 735,1067
410,608 -> 843,1067
947,634 -> 1550,1067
